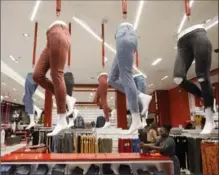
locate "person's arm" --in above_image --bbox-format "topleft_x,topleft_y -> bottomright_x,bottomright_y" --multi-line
152,129 -> 158,140
93,87 -> 100,104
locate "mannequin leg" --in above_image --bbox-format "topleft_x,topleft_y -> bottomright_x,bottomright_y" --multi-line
23,73 -> 38,129
193,34 -> 215,134
98,76 -> 110,128
110,31 -> 142,134
64,72 -> 76,125
33,26 -> 70,136
108,58 -> 151,116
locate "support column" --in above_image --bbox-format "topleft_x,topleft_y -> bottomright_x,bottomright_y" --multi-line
44,91 -> 53,127
116,90 -> 127,129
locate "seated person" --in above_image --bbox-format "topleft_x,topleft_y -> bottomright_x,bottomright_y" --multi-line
139,125 -> 180,175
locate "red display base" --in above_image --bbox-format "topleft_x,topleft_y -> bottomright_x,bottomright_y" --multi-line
1,152 -> 170,163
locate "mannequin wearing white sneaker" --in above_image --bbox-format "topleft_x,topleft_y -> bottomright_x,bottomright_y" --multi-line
173,25 -> 215,135
108,22 -> 147,134
32,20 -> 72,136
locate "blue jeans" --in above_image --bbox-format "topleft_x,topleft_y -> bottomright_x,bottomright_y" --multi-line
108,24 -> 139,113
23,73 -> 38,114
134,75 -> 146,116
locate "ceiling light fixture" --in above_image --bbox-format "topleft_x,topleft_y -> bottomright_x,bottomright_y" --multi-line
134,1 -> 145,30
72,17 -> 147,78
161,76 -> 168,81
1,95 -> 3,101
110,97 -> 113,99
148,84 -> 154,87
152,58 -> 162,66
177,0 -> 195,34
2,82 -> 6,85
90,93 -> 93,96
30,0 -> 41,21
9,55 -> 18,63
23,33 -> 29,38
205,18 -> 218,30
13,88 -> 16,91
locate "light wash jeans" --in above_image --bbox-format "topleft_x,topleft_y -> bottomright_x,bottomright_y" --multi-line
23,73 -> 38,114
134,75 -> 146,116
108,24 -> 139,113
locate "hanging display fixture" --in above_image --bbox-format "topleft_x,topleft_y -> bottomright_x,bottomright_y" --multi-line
122,0 -> 127,19
56,0 -> 61,17
32,22 -> 38,67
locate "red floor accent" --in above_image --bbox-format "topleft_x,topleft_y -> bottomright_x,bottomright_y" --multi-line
1,152 -> 170,162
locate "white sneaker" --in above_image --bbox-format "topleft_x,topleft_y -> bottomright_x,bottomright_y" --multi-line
138,93 -> 152,115
66,96 -> 76,117
102,122 -> 111,129
47,115 -> 68,136
126,113 -> 143,134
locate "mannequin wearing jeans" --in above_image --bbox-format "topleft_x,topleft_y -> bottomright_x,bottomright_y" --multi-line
108,22 -> 152,134
33,20 -> 76,136
23,73 -> 43,129
173,25 -> 215,134
94,73 -> 112,128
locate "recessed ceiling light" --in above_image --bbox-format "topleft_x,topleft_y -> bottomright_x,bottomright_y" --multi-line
110,97 -> 113,99
2,82 -> 6,85
152,58 -> 162,66
161,76 -> 168,81
13,88 -> 16,91
9,55 -> 18,63
1,95 -> 3,101
148,84 -> 154,87
90,93 -> 93,96
23,33 -> 29,38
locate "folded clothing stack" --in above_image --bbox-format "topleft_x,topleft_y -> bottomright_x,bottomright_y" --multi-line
33,164 -> 49,175
52,164 -> 66,175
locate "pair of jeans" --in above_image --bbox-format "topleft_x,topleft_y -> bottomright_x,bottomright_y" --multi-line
94,74 -> 111,121
173,28 -> 214,108
108,24 -> 139,113
134,74 -> 146,117
33,24 -> 71,114
23,73 -> 38,114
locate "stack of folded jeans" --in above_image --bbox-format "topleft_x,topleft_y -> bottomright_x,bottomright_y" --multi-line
52,164 -> 66,175
14,165 -> 31,175
86,164 -> 99,175
102,164 -> 115,174
32,164 -> 48,175
71,166 -> 84,175
0,165 -> 15,175
119,164 -> 133,174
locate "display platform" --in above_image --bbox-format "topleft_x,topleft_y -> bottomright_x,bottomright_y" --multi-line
1,152 -> 171,164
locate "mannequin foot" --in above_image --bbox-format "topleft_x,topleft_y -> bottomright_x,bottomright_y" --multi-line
201,107 -> 216,135
102,122 -> 111,129
66,96 -> 76,117
126,113 -> 143,134
47,115 -> 68,136
200,121 -> 216,134
26,122 -> 36,130
138,93 -> 152,115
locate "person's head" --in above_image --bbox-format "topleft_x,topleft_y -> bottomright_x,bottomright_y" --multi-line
160,125 -> 172,137
150,122 -> 157,130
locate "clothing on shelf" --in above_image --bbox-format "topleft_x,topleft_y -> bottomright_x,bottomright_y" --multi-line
74,135 -> 97,153
32,164 -> 49,175
71,166 -> 84,175
119,164 -> 132,174
132,138 -> 141,153
74,116 -> 85,128
52,164 -> 66,175
98,138 -> 113,153
118,138 -> 132,153
86,164 -> 100,175
96,116 -> 105,128
14,165 -> 31,175
102,164 -> 115,175
53,132 -> 74,153
201,139 -> 219,175
172,135 -> 188,170
187,137 -> 203,174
